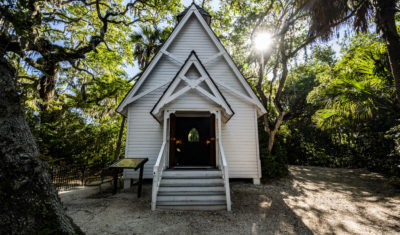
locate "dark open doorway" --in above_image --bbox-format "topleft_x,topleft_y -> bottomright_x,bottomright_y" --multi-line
169,113 -> 216,168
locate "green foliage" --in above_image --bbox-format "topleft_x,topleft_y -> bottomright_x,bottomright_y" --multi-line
5,0 -> 183,168
260,154 -> 288,179
130,25 -> 172,80
214,0 -> 318,179
6,1 -> 400,180
258,121 -> 288,178
27,109 -> 125,167
279,33 -> 400,177
308,34 -> 395,129
385,120 -> 400,176
386,121 -> 400,157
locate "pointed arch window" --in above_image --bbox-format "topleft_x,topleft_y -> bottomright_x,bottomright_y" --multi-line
188,128 -> 200,142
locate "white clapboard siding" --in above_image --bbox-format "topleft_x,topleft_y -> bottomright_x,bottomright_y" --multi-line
164,91 -> 218,111
135,55 -> 177,95
220,92 -> 260,178
124,87 -> 165,179
125,88 -> 260,179
168,15 -> 248,94
167,15 -> 219,62
206,58 -> 248,95
123,7 -> 262,180
185,64 -> 201,79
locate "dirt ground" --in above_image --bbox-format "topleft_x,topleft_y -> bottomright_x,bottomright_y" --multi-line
60,166 -> 400,234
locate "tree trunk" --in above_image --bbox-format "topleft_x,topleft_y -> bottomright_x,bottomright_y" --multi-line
266,112 -> 286,152
267,131 -> 276,152
39,73 -> 58,104
114,116 -> 126,161
0,59 -> 82,234
265,42 -> 289,153
375,0 -> 400,106
38,64 -> 60,118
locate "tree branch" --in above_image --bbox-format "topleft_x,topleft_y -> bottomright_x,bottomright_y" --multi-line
274,38 -> 288,115
250,0 -> 276,39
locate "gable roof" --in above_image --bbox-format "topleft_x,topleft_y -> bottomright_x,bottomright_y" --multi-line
117,3 -> 266,117
151,51 -> 234,122
177,3 -> 211,21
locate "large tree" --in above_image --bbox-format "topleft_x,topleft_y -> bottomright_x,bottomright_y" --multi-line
215,0 -> 325,152
0,0 -> 180,233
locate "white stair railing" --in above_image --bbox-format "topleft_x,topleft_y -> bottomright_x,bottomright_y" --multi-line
151,141 -> 167,211
151,111 -> 169,211
216,111 -> 231,211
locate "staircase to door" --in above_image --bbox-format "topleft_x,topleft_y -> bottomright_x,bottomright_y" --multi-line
152,110 -> 231,211
156,169 -> 227,210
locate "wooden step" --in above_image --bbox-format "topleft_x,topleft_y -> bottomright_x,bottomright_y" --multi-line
155,169 -> 228,210
157,205 -> 226,210
158,191 -> 225,196
162,170 -> 222,179
158,186 -> 225,193
160,178 -> 224,187
157,195 -> 226,202
156,200 -> 226,206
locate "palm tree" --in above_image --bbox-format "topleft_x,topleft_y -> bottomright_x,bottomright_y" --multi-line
299,0 -> 400,106
307,34 -> 396,129
130,25 -> 170,81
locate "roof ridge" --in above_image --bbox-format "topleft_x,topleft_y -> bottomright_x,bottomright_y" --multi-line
177,2 -> 211,20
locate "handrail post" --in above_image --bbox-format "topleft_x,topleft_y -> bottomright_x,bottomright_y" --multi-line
151,110 -> 170,211
216,111 -> 232,211
151,170 -> 158,211
163,111 -> 169,170
163,111 -> 169,143
217,111 -> 222,143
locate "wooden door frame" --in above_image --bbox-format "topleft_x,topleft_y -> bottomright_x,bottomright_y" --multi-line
209,113 -> 216,166
168,113 -> 176,168
168,111 -> 216,168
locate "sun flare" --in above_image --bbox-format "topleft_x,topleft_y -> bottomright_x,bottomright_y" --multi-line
254,32 -> 274,51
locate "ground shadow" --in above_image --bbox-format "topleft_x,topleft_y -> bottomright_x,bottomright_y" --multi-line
278,166 -> 400,233
61,166 -> 400,234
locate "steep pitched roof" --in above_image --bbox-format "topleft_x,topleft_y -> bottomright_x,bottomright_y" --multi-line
151,51 -> 234,122
177,3 -> 211,23
117,3 -> 266,117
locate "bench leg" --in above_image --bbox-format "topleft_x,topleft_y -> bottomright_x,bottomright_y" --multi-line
137,165 -> 144,198
113,169 -> 119,194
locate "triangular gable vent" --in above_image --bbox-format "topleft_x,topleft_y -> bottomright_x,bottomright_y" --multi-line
151,51 -> 234,122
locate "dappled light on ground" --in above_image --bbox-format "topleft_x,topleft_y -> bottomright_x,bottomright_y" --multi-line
283,166 -> 400,234
61,166 -> 400,234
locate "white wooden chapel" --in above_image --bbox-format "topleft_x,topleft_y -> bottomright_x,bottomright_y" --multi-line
117,3 -> 266,211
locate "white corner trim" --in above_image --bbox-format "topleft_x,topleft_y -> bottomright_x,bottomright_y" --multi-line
254,109 -> 262,179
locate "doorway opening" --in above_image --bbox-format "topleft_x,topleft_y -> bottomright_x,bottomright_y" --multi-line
169,113 -> 216,168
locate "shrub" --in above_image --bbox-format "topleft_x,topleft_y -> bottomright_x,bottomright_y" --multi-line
258,121 -> 288,179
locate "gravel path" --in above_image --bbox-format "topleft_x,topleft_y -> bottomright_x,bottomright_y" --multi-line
61,166 -> 400,234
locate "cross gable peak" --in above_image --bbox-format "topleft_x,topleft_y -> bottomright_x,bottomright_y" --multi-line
151,51 -> 234,122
